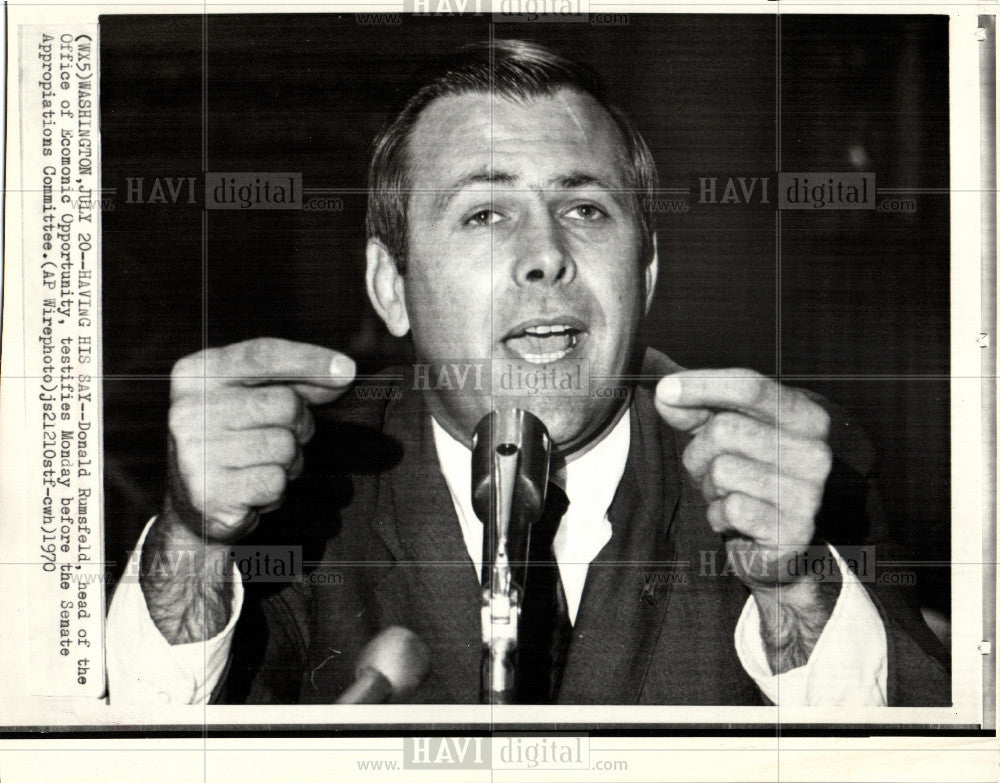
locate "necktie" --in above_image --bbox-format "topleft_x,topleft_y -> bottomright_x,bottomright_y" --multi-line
515,482 -> 572,704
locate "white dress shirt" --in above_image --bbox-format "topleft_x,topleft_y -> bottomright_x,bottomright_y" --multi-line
431,412 -> 627,623
106,411 -> 888,705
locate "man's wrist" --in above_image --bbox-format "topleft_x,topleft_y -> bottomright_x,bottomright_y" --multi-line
141,501 -> 233,576
139,504 -> 237,645
751,570 -> 842,675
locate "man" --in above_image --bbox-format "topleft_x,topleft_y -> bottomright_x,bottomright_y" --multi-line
107,39 -> 949,705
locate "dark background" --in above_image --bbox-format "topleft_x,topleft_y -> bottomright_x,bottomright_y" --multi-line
101,14 -> 951,613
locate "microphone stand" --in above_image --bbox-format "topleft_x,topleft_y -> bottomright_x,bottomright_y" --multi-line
472,409 -> 551,706
480,441 -> 521,704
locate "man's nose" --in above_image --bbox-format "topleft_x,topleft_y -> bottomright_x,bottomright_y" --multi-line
509,214 -> 576,287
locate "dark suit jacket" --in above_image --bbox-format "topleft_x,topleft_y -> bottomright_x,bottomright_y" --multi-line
217,357 -> 950,706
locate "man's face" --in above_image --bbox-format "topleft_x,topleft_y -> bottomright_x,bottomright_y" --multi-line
394,88 -> 654,454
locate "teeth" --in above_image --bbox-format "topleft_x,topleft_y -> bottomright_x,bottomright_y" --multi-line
510,333 -> 579,364
521,349 -> 572,365
523,324 -> 572,336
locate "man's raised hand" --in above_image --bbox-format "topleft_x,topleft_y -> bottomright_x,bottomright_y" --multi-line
653,368 -> 833,587
166,337 -> 356,544
654,368 -> 841,673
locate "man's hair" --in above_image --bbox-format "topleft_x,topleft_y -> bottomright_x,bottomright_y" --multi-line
365,39 -> 658,273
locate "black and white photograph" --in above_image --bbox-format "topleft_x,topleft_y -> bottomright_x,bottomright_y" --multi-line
0,2 -> 996,780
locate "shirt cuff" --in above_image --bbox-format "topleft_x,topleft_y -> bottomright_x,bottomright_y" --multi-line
105,517 -> 243,705
734,543 -> 887,706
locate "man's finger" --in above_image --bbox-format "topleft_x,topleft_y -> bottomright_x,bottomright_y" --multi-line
220,388 -> 315,444
193,465 -> 288,524
290,382 -> 352,406
655,369 -> 829,437
682,412 -> 833,482
214,386 -> 305,431
705,492 -> 771,536
705,453 -> 822,519
208,428 -> 299,470
174,337 -> 356,394
706,493 -> 812,552
218,465 -> 289,509
653,394 -> 712,432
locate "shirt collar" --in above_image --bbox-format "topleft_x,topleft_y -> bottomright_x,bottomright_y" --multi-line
430,410 -> 631,600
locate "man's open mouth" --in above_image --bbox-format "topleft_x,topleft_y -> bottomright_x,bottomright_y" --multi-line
501,317 -> 588,365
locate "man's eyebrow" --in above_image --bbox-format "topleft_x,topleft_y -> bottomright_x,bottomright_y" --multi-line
431,170 -> 518,217
548,173 -> 614,191
548,172 -> 628,209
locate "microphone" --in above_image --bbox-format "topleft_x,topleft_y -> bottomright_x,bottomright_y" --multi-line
471,408 -> 552,589
471,408 -> 552,703
335,626 -> 430,704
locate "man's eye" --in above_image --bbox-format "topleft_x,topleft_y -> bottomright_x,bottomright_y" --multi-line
464,210 -> 502,227
564,203 -> 607,221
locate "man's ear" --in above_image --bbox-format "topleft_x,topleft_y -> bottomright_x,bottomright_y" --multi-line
365,239 -> 410,337
644,232 -> 659,315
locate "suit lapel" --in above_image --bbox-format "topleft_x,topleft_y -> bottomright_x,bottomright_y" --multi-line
558,388 -> 682,703
371,385 -> 482,703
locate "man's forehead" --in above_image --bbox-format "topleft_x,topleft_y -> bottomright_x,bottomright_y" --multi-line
405,88 -> 627,190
